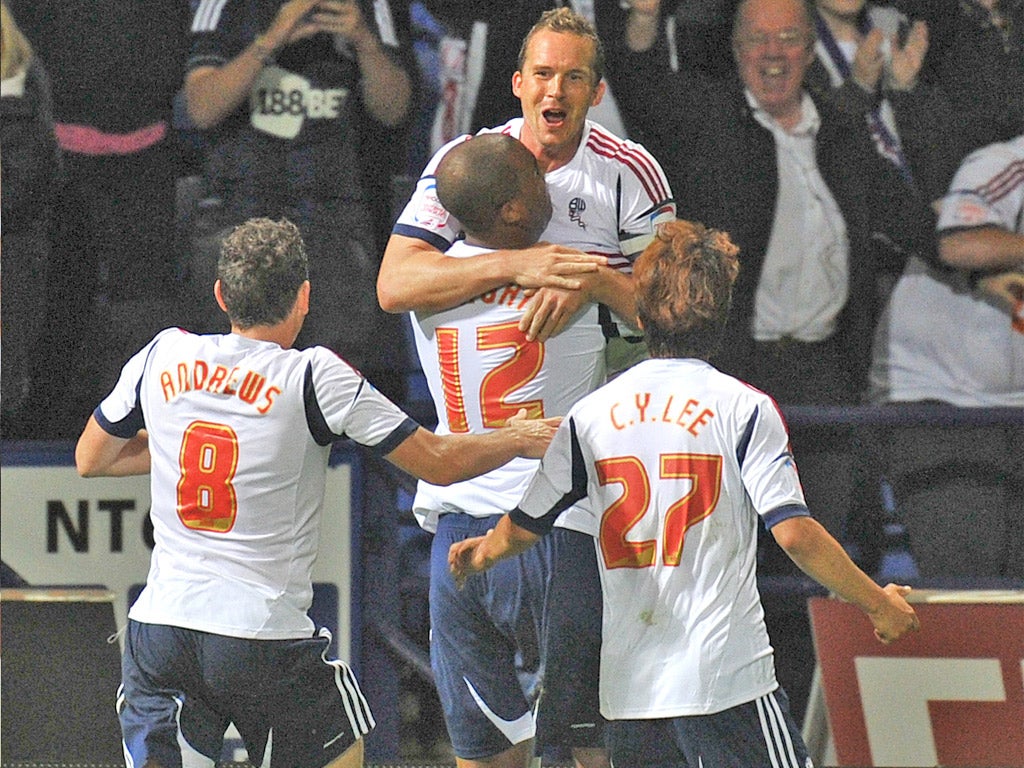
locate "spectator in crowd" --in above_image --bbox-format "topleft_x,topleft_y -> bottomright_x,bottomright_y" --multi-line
805,0 -> 961,202
615,0 -> 934,407
417,0 -> 553,134
184,0 -> 415,403
74,216 -> 560,768
380,10 -> 675,767
410,133 -> 633,768
868,134 -> 1024,579
906,0 -> 1023,157
0,1 -> 61,438
449,218 -> 921,768
8,0 -> 191,438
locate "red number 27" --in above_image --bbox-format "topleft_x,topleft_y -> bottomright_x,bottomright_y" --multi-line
596,453 -> 722,569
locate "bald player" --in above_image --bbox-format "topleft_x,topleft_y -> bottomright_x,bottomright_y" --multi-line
410,133 -> 629,768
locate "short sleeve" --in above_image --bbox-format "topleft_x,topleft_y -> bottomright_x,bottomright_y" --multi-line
306,347 -> 418,450
937,143 -> 1022,235
391,134 -> 472,251
738,400 -> 809,529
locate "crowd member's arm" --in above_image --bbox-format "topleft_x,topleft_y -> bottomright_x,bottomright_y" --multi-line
76,419 -> 151,477
333,0 -> 412,127
771,516 -> 920,644
939,226 -> 1024,271
187,0 -> 410,130
385,409 -> 560,487
624,0 -> 663,52
186,0 -> 321,129
378,234 -> 606,315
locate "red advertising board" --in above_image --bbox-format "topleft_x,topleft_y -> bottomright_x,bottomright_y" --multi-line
808,592 -> 1024,767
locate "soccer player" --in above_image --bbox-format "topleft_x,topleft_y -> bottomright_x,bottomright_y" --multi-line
74,217 -> 559,768
411,133 -> 636,768
450,219 -> 921,768
378,10 -> 674,768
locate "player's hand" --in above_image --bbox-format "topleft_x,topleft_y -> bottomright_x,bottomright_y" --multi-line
508,243 -> 607,291
449,533 -> 492,589
504,408 -> 561,459
851,28 -> 887,93
888,20 -> 928,91
519,286 -> 591,342
867,584 -> 920,644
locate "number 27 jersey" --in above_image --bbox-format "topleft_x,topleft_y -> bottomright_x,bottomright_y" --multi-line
512,358 -> 810,718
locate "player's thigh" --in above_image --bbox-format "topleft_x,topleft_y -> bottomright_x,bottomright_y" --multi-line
536,527 -> 605,751
120,621 -> 226,767
205,629 -> 374,768
668,688 -> 811,768
429,514 -> 542,759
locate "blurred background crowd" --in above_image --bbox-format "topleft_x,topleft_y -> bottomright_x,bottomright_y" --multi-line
1,0 -> 1021,576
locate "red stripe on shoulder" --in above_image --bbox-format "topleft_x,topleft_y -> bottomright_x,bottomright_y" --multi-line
586,126 -> 670,203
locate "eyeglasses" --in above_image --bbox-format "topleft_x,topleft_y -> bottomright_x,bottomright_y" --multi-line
735,28 -> 810,51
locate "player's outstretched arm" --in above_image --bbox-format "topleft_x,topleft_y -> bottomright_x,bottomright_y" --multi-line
377,235 -> 606,314
448,514 -> 542,588
384,409 -> 560,487
76,416 -> 151,477
771,516 -> 920,645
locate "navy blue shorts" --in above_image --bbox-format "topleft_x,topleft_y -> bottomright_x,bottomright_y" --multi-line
429,513 -> 554,759
606,688 -> 811,768
120,620 -> 374,768
535,527 -> 606,751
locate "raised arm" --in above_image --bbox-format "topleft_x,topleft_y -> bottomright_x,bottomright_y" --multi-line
771,515 -> 920,644
316,0 -> 411,127
186,0 -> 321,129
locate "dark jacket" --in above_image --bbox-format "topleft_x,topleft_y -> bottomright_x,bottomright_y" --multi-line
1,57 -> 61,233
615,51 -> 936,396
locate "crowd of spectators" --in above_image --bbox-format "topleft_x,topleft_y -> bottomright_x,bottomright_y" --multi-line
1,0 -> 1020,576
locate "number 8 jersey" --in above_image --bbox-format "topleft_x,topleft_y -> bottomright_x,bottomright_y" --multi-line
410,241 -> 606,534
96,328 -> 417,640
510,358 -> 810,718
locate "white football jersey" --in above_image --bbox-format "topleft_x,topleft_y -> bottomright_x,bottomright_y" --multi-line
871,135 -> 1024,406
98,328 -> 416,639
393,118 -> 676,274
512,359 -> 810,718
411,241 -> 606,532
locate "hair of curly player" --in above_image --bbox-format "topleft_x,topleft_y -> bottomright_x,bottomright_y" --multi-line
217,218 -> 309,329
634,219 -> 740,360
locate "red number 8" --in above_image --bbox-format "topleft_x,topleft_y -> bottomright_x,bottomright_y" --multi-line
176,421 -> 240,533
